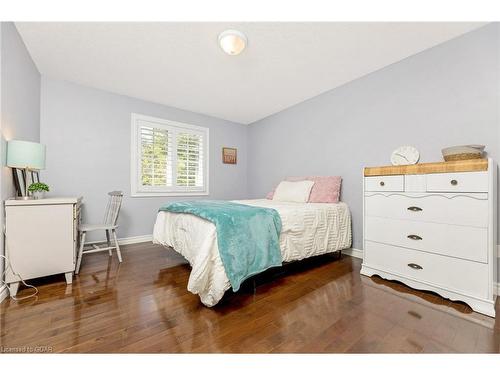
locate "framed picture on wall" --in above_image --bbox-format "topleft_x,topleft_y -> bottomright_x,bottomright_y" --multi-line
222,147 -> 237,164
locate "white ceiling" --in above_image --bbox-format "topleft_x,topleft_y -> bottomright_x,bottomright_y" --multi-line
16,22 -> 486,124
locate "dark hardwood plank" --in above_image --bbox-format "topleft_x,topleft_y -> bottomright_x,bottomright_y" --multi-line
0,242 -> 499,353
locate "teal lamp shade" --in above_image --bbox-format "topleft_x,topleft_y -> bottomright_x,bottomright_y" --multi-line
6,140 -> 46,170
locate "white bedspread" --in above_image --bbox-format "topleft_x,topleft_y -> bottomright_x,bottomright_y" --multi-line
153,199 -> 352,306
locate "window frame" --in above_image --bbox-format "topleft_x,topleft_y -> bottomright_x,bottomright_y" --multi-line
130,113 -> 209,197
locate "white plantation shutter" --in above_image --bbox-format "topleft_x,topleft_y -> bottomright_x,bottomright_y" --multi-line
131,114 -> 209,196
176,132 -> 204,188
140,125 -> 173,188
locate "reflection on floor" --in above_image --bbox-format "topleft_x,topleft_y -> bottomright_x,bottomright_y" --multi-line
1,242 -> 499,353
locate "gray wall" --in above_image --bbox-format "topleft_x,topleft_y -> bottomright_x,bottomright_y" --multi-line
40,77 -> 248,241
8,22 -> 500,261
247,23 -> 500,252
0,22 -> 41,285
1,22 -> 41,198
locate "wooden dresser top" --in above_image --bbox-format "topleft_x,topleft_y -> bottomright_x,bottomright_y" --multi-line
364,159 -> 488,176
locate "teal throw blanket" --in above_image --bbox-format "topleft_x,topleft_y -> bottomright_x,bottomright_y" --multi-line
159,200 -> 282,291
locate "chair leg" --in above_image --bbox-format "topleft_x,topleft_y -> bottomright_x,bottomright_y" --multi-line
112,229 -> 122,263
106,230 -> 112,256
75,231 -> 86,274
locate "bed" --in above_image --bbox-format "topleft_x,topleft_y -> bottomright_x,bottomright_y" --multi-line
153,199 -> 352,307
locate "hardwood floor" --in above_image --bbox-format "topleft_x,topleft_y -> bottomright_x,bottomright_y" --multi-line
1,242 -> 499,353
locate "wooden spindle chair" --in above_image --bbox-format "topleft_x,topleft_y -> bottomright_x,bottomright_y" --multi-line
75,191 -> 123,274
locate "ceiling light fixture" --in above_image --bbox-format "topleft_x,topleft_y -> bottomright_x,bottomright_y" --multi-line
218,30 -> 247,56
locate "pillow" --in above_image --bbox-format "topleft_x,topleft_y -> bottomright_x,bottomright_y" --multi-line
267,176 -> 342,203
272,180 -> 315,203
306,176 -> 342,203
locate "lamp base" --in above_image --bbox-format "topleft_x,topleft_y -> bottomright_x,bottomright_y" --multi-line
15,196 -> 33,200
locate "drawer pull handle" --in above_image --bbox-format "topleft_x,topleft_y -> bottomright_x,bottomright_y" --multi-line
408,263 -> 423,270
379,181 -> 385,186
407,206 -> 422,212
407,234 -> 422,241
450,179 -> 458,186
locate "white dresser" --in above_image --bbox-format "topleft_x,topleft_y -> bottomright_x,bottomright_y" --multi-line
5,197 -> 82,296
361,159 -> 497,317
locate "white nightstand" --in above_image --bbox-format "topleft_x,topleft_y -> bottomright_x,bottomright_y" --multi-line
4,197 -> 82,296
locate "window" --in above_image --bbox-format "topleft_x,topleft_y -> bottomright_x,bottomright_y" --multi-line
131,113 -> 209,196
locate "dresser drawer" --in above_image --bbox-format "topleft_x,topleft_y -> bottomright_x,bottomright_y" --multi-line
365,175 -> 404,192
364,241 -> 489,299
364,193 -> 488,227
365,216 -> 487,263
426,171 -> 488,193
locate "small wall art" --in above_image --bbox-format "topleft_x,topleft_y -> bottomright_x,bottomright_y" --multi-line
222,147 -> 237,164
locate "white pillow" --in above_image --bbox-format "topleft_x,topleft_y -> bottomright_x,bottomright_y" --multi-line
272,180 -> 315,203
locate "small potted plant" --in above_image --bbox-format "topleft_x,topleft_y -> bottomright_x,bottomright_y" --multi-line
28,182 -> 50,200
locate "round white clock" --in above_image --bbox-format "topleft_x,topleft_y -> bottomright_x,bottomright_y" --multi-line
391,146 -> 420,165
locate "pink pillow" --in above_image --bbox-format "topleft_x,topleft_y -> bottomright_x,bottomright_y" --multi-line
266,176 -> 342,203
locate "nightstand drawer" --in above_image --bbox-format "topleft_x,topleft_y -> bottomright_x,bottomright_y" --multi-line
364,241 -> 489,299
365,175 -> 404,192
365,216 -> 487,263
426,171 -> 488,193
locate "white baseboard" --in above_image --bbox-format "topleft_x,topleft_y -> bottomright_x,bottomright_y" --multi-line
343,247 -> 363,259
0,285 -> 8,304
117,234 -> 153,245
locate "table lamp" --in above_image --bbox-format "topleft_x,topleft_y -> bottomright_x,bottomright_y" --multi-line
6,140 -> 46,200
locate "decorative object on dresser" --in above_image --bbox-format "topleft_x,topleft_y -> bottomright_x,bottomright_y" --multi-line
6,140 -> 46,200
222,147 -> 237,164
361,158 -> 497,317
441,144 -> 485,162
28,182 -> 50,199
30,170 -> 40,184
13,168 -> 27,197
390,145 -> 420,165
75,191 -> 124,274
4,197 -> 82,296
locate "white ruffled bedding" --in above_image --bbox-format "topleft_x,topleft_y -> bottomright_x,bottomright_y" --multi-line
152,199 -> 352,306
